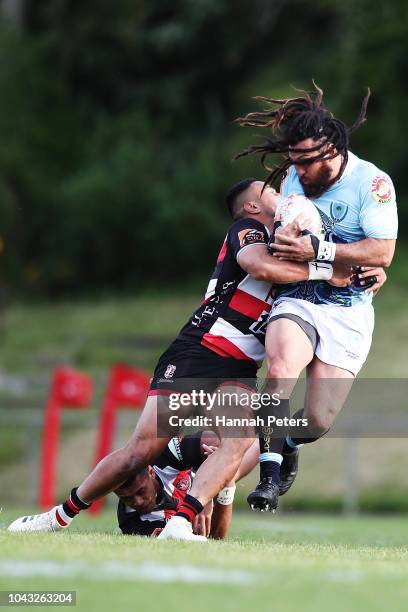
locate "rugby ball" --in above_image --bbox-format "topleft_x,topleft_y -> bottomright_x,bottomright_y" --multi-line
276,194 -> 325,237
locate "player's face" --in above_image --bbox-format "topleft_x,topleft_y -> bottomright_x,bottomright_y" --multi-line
115,469 -> 158,514
289,138 -> 333,198
252,181 -> 280,216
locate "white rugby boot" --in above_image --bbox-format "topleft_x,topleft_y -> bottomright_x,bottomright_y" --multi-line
7,507 -> 65,532
157,516 -> 207,542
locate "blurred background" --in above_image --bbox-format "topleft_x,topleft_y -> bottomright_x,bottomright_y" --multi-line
0,0 -> 407,515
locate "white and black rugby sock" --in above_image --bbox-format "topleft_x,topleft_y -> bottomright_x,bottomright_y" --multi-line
258,398 -> 290,483
55,487 -> 91,528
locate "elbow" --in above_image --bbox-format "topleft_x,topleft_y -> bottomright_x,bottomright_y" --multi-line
249,262 -> 284,282
249,266 -> 269,282
247,261 -> 286,283
380,254 -> 393,268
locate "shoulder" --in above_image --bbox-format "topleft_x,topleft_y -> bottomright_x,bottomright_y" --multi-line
155,437 -> 185,470
178,435 -> 203,470
351,152 -> 394,186
349,152 -> 396,204
227,218 -> 268,244
228,218 -> 268,233
157,435 -> 202,471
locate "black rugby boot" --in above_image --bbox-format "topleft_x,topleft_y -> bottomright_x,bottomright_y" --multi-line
279,448 -> 299,496
247,477 -> 279,512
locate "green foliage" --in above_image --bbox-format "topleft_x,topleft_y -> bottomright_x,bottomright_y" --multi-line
0,0 -> 405,294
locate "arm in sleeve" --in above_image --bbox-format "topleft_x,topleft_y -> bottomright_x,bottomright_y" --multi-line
230,218 -> 311,282
330,172 -> 398,267
359,172 -> 398,239
228,218 -> 269,262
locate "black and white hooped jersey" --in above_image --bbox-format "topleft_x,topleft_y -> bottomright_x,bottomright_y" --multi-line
177,218 -> 274,366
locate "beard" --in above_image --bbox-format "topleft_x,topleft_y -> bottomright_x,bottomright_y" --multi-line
299,163 -> 333,199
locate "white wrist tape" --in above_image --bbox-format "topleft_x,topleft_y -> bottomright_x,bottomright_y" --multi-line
308,262 -> 333,281
216,485 -> 236,506
317,240 -> 336,262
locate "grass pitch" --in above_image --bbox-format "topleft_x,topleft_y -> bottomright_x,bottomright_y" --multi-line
1,509 -> 407,611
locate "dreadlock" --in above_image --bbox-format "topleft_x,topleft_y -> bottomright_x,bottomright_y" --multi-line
235,82 -> 370,192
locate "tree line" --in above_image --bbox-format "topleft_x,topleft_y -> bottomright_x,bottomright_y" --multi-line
0,0 -> 406,295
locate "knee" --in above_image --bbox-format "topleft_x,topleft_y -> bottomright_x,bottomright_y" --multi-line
267,360 -> 293,381
120,440 -> 152,472
306,412 -> 332,435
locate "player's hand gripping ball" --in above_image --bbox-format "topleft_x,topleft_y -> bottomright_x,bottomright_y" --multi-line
275,194 -> 325,238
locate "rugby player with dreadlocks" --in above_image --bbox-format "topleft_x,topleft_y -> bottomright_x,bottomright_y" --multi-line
7,88 -> 390,539
8,178 -> 358,541
236,84 -> 398,511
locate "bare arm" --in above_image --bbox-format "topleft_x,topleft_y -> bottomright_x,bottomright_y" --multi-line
238,243 -> 352,287
238,243 -> 310,283
270,235 -> 396,268
209,502 -> 232,540
330,238 -> 395,267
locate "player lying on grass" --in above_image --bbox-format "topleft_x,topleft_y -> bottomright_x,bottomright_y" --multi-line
8,179 -> 380,541
115,432 -> 259,539
236,84 -> 397,511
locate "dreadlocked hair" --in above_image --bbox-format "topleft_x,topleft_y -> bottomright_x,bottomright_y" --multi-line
235,82 -> 370,190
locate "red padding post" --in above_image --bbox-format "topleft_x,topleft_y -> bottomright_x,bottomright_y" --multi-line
90,363 -> 150,514
39,367 -> 93,509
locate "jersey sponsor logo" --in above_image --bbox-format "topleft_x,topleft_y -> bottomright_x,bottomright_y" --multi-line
164,364 -> 177,379
330,202 -> 348,223
238,228 -> 265,247
371,175 -> 393,204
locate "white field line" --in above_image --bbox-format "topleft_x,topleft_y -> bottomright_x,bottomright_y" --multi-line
325,569 -> 365,583
0,560 -> 256,584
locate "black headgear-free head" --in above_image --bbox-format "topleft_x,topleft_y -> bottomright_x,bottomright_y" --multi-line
235,82 -> 370,189
226,177 -> 256,219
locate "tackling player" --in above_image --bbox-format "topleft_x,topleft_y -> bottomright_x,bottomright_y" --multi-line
7,179 -> 359,541
236,84 -> 397,510
115,433 -> 259,539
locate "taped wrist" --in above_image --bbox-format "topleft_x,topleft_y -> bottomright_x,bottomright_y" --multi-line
308,262 -> 333,281
309,235 -> 336,262
216,485 -> 236,506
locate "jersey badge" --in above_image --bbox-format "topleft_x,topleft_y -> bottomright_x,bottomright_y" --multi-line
330,201 -> 348,223
164,364 -> 177,379
371,175 -> 393,204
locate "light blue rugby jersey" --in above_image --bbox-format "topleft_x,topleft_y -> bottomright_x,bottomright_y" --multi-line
276,151 -> 398,306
